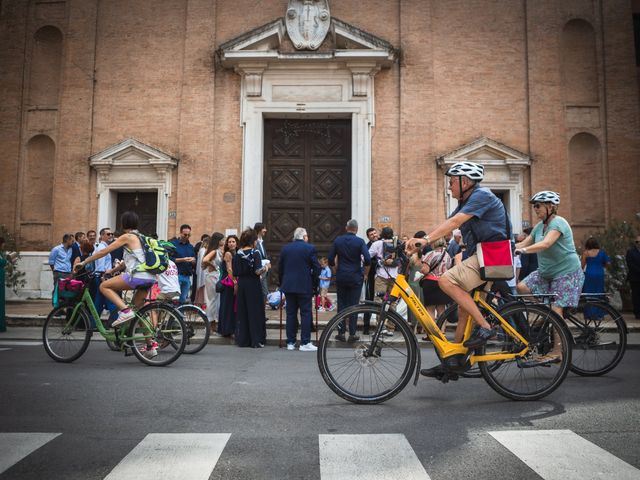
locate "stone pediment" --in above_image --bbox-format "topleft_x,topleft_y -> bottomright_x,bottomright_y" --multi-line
217,17 -> 397,68
89,138 -> 178,170
436,137 -> 531,176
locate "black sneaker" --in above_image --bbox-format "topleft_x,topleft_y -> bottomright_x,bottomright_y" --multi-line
463,327 -> 495,349
335,333 -> 346,342
347,335 -> 360,343
362,328 -> 370,335
420,365 -> 459,382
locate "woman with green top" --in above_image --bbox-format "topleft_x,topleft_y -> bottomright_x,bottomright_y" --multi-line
515,191 -> 584,363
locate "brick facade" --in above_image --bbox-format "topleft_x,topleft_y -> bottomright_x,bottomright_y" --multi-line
1,0 -> 639,250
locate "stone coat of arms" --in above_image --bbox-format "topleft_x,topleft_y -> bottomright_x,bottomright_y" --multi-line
285,0 -> 330,50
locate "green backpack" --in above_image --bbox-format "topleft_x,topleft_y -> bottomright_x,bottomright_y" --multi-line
134,234 -> 172,275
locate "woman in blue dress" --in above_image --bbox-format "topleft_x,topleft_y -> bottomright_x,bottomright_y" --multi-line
233,229 -> 270,348
581,237 -> 610,319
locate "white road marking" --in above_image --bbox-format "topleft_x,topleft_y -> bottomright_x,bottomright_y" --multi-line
319,434 -> 431,480
0,348 -> 11,351
104,433 -> 231,480
490,429 -> 640,480
0,341 -> 42,346
0,432 -> 61,474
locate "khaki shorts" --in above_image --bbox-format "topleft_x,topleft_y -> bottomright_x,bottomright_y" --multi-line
320,287 -> 329,297
442,254 -> 490,292
157,291 -> 180,302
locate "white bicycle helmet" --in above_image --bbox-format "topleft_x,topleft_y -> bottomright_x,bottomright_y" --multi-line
445,161 -> 484,181
530,191 -> 560,205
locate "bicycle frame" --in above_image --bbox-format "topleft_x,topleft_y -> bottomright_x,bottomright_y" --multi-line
388,273 -> 530,366
63,287 -> 153,345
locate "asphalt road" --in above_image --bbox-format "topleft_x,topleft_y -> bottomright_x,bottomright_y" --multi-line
1,341 -> 639,479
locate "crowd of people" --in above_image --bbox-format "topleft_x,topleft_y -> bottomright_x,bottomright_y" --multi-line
46,160 -> 640,361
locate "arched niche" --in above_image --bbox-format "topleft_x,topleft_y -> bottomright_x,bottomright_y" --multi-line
21,134 -> 55,222
561,19 -> 598,104
569,132 -> 604,225
29,26 -> 63,106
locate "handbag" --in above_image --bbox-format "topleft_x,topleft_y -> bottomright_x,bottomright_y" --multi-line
216,275 -> 234,293
474,204 -> 514,281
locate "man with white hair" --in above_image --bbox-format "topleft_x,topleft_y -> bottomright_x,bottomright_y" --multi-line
278,227 -> 321,351
447,229 -> 462,258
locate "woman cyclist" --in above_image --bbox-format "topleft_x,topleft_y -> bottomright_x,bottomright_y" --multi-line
74,211 -> 157,328
515,191 -> 584,363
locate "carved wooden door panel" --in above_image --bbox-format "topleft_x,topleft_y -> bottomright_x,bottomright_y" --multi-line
264,119 -> 351,287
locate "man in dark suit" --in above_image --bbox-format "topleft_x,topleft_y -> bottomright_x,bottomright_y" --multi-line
328,219 -> 371,342
279,227 -> 321,351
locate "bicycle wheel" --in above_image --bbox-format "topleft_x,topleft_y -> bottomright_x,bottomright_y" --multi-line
435,303 -> 502,378
568,300 -> 627,376
42,305 -> 92,363
479,302 -> 571,401
177,304 -> 210,354
128,303 -> 187,366
317,304 -> 418,404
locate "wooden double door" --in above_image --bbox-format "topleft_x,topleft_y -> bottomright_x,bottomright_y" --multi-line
263,119 -> 351,286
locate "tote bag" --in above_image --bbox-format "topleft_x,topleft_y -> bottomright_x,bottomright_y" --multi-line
473,204 -> 514,281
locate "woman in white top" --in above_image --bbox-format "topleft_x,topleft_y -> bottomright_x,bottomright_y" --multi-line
202,232 -> 225,330
75,211 -> 157,326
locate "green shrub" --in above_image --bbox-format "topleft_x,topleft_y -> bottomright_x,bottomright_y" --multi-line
0,225 -> 26,293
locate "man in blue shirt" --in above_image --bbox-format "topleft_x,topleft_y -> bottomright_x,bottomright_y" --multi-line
48,233 -> 74,285
328,219 -> 371,342
408,161 -> 510,377
171,224 -> 196,303
92,227 -> 116,320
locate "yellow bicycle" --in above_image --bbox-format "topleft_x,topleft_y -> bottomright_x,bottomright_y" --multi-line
317,240 -> 572,403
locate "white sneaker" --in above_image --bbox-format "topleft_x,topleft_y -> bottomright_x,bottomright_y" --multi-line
112,308 -> 135,327
287,343 -> 296,351
317,306 -> 325,312
143,347 -> 158,359
299,342 -> 317,352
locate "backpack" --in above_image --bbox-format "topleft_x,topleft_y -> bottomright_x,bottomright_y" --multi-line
133,234 -> 171,275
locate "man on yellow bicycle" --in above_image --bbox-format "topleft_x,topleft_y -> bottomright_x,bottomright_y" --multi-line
408,161 -> 512,377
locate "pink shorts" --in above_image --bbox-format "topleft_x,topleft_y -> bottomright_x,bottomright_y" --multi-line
121,273 -> 156,289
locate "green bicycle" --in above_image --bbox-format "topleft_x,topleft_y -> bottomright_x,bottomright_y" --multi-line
43,274 -> 187,366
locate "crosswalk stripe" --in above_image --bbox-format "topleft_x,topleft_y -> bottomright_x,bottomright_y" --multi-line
0,348 -> 11,351
489,429 -> 640,480
103,433 -> 231,480
0,432 -> 61,474
319,434 -> 431,480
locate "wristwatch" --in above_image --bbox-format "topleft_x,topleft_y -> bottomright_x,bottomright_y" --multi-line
423,235 -> 431,244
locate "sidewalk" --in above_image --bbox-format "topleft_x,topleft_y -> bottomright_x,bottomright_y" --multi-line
2,299 -> 640,347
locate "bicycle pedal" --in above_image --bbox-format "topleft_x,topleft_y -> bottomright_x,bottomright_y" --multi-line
123,347 -> 134,357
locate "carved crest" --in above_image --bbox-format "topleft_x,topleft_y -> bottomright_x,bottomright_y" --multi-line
285,0 -> 330,50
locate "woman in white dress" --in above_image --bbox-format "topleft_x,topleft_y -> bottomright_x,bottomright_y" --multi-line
202,232 -> 225,331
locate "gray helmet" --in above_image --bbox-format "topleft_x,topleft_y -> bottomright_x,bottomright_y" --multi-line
530,191 -> 560,205
445,161 -> 484,181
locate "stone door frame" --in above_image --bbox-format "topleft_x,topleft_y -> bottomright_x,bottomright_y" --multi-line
239,66 -> 376,231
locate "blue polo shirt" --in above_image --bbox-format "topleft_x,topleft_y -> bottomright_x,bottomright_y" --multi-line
452,185 -> 511,256
171,239 -> 195,276
48,244 -> 72,273
328,232 -> 371,286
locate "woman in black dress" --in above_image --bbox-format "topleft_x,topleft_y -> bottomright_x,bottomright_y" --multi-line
233,229 -> 270,348
217,235 -> 238,338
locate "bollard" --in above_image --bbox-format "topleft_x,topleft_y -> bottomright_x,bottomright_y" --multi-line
0,253 -> 6,332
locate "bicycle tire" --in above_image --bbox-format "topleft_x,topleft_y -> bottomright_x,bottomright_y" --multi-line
317,304 -> 418,404
42,305 -> 92,363
177,304 -> 210,354
479,302 -> 571,401
128,303 -> 187,366
567,300 -> 627,376
435,303 -> 502,378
